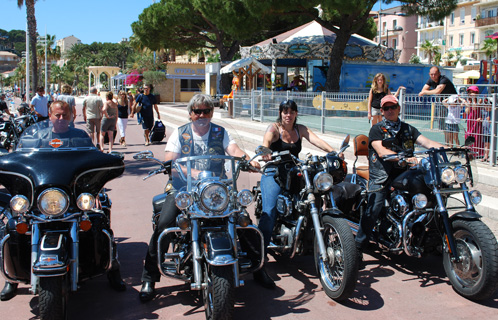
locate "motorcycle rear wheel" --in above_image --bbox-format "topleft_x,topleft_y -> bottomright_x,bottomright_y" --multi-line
314,215 -> 358,301
39,276 -> 68,320
443,219 -> 498,301
202,264 -> 235,320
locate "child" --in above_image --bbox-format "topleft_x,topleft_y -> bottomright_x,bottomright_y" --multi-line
442,95 -> 463,147
482,99 -> 491,162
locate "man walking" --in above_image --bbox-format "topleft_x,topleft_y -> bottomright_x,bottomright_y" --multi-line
30,86 -> 49,121
83,87 -> 103,148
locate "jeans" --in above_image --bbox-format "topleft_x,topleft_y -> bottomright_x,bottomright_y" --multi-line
355,182 -> 387,250
257,166 -> 282,254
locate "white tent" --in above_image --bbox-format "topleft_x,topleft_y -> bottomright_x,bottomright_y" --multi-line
220,57 -> 270,74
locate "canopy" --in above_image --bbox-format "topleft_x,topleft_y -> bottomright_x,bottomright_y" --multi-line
220,57 -> 271,74
454,70 -> 486,79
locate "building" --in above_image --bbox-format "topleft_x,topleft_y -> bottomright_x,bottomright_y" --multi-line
56,35 -> 81,66
0,51 -> 20,73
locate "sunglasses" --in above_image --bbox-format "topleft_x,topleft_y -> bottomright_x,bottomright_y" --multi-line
192,108 -> 212,115
381,105 -> 399,111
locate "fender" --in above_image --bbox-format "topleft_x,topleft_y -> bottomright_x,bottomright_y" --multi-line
32,232 -> 70,276
450,210 -> 482,220
202,231 -> 237,266
322,208 -> 344,217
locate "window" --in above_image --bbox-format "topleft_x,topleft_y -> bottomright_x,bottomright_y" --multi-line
393,38 -> 397,49
460,8 -> 465,24
470,32 -> 475,44
459,34 -> 464,46
180,79 -> 204,92
471,7 -> 476,21
382,22 -> 387,34
450,12 -> 455,25
450,35 -> 453,46
393,19 -> 397,29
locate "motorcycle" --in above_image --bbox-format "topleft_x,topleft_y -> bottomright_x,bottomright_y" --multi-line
0,111 -> 37,151
252,136 -> 359,301
133,148 -> 265,320
342,135 -> 498,300
0,120 -> 125,318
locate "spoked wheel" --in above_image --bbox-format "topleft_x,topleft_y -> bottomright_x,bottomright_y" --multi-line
443,219 -> 498,300
202,263 -> 235,320
39,276 -> 68,320
314,215 -> 358,301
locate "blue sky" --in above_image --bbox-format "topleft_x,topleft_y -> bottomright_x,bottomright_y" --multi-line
1,0 -> 401,45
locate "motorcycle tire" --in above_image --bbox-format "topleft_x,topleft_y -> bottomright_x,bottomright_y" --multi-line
39,276 -> 68,320
443,219 -> 498,301
202,264 -> 235,320
314,215 -> 358,301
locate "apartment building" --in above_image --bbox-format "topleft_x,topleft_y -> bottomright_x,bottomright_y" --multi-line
56,35 -> 81,66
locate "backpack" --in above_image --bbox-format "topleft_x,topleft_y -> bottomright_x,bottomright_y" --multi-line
149,120 -> 166,143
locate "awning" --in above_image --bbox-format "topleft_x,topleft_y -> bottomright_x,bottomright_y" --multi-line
111,73 -> 142,80
220,57 -> 271,74
454,70 -> 487,79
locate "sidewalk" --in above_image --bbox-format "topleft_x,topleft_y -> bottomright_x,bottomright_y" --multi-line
156,102 -> 498,222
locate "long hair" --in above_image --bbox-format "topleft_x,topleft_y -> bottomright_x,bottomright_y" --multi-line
372,73 -> 388,94
276,100 -> 298,128
117,90 -> 127,106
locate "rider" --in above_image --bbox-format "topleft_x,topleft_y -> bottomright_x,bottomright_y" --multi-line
257,99 -> 337,289
139,93 -> 260,302
355,95 -> 444,268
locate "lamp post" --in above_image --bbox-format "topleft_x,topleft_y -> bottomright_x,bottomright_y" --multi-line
386,26 -> 403,48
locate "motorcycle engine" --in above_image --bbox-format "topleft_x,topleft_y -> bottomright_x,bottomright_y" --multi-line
276,194 -> 293,217
391,194 -> 409,217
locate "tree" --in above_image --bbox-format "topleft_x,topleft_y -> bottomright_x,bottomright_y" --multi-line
17,0 -> 38,92
483,38 -> 497,60
409,53 -> 421,64
242,0 -> 457,91
420,40 -> 440,65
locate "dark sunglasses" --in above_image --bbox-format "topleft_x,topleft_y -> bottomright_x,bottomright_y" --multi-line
382,104 -> 399,111
192,108 -> 212,115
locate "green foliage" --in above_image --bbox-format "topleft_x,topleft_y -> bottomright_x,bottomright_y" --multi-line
421,40 -> 440,64
483,39 -> 497,59
434,52 -> 442,66
409,53 -> 421,64
142,70 -> 166,93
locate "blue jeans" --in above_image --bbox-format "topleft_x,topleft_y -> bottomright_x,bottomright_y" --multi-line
258,166 -> 282,254
355,182 -> 386,250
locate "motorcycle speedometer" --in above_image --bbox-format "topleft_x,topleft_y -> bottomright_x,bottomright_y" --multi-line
313,172 -> 334,191
37,188 -> 69,217
200,182 -> 229,213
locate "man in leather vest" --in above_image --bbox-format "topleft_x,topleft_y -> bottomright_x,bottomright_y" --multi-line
355,95 -> 444,268
139,93 -> 259,302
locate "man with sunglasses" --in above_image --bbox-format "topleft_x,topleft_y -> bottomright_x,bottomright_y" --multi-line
139,93 -> 260,302
355,95 -> 444,268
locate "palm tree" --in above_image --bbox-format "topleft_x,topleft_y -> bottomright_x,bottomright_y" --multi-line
421,40 -> 440,65
17,0 -> 38,92
50,64 -> 65,91
483,38 -> 497,60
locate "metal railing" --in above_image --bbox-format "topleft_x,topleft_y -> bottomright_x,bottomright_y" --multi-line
232,90 -> 498,166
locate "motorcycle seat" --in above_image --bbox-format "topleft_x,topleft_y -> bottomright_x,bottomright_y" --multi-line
353,134 -> 369,180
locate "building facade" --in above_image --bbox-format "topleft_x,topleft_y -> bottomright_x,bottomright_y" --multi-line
56,35 -> 81,66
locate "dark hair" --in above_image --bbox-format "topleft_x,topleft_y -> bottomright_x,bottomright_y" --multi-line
277,100 -> 298,127
37,86 -> 45,92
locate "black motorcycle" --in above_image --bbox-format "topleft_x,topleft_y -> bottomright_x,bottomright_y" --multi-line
342,135 -> 498,300
252,136 -> 359,301
0,111 -> 37,151
0,120 -> 125,318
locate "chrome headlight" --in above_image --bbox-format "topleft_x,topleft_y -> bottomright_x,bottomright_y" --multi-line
175,191 -> 192,210
37,188 -> 69,217
10,195 -> 30,214
313,172 -> 334,192
200,182 -> 229,212
412,194 -> 428,209
469,190 -> 482,205
440,167 -> 455,184
237,189 -> 253,206
454,166 -> 468,184
76,193 -> 95,211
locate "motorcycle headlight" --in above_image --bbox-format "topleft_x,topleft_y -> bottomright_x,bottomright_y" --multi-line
469,190 -> 482,205
454,166 -> 468,184
10,195 -> 30,214
175,191 -> 192,210
200,182 -> 229,213
37,188 -> 69,217
237,189 -> 253,206
412,193 -> 428,209
313,172 -> 334,192
440,167 -> 455,185
76,193 -> 95,211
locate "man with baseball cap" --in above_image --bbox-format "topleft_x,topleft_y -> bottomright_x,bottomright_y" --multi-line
355,95 -> 444,268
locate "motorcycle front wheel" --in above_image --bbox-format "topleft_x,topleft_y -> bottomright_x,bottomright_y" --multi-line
202,263 -> 235,320
443,219 -> 498,301
39,276 -> 68,320
314,215 -> 358,301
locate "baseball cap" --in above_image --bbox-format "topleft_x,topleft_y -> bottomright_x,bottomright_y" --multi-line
448,95 -> 459,104
380,95 -> 399,108
467,85 -> 479,93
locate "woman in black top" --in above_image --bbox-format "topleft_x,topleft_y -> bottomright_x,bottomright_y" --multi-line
255,100 -> 336,289
117,90 -> 130,146
368,73 -> 403,126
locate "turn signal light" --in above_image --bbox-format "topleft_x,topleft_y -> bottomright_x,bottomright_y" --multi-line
79,220 -> 92,232
177,214 -> 190,230
16,222 -> 29,234
238,214 -> 252,227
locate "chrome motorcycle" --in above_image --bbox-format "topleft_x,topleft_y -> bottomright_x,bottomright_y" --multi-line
0,111 -> 37,151
252,136 -> 359,301
343,136 -> 498,300
134,149 -> 264,320
0,120 -> 125,319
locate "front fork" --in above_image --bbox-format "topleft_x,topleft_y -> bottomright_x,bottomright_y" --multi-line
435,191 -> 460,262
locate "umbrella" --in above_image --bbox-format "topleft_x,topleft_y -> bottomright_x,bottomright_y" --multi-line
454,70 -> 486,79
220,57 -> 270,74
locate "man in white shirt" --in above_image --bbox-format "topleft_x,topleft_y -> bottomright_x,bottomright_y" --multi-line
30,86 -> 49,121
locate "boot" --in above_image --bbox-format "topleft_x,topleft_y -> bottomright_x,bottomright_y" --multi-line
253,266 -> 275,289
0,282 -> 18,301
107,268 -> 126,292
139,281 -> 156,302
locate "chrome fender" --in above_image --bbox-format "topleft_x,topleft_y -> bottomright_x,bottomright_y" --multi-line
202,231 -> 237,266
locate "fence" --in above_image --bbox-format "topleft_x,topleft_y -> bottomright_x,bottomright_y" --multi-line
232,90 -> 498,166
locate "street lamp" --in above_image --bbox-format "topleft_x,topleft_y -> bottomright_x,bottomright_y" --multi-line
386,26 -> 403,48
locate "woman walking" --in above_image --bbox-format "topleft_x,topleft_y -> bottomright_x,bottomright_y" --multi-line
100,92 -> 118,153
117,90 -> 130,147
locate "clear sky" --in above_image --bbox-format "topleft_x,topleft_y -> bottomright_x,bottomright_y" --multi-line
1,0 -> 401,45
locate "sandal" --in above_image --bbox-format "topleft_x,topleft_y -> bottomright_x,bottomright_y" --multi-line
145,142 -> 150,146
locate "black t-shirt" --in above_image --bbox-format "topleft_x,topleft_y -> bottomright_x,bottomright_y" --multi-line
0,100 -> 8,112
426,75 -> 457,95
368,120 -> 421,185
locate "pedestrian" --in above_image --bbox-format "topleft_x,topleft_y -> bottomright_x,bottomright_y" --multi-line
82,87 -> 104,148
418,66 -> 457,131
368,73 -> 404,125
442,94 -> 463,147
30,86 -> 49,121
482,99 -> 491,162
100,92 -> 118,153
0,94 -> 12,118
132,88 -> 144,125
464,86 -> 484,158
17,94 -> 30,116
131,84 -> 160,146
117,90 -> 130,147
57,84 -> 77,126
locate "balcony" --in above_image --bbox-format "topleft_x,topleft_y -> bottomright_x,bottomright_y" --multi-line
476,16 -> 498,27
